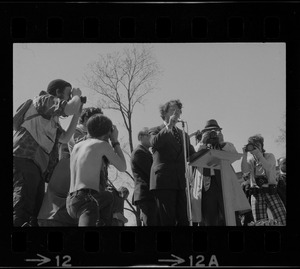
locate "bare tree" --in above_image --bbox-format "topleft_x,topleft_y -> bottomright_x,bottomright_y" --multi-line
84,44 -> 161,153
83,45 -> 161,226
276,112 -> 286,145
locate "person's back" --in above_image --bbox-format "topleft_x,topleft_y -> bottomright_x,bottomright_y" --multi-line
70,139 -> 112,193
66,114 -> 126,226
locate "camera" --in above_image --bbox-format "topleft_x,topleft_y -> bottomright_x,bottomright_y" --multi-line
80,96 -> 87,104
245,143 -> 256,152
255,175 -> 268,187
206,130 -> 219,145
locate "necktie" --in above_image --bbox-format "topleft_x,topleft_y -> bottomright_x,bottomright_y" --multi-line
203,176 -> 211,191
202,168 -> 211,191
172,127 -> 181,145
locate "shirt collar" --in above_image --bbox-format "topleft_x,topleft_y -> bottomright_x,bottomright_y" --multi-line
164,121 -> 177,130
139,143 -> 150,152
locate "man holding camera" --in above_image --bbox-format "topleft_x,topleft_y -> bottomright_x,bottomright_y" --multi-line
66,114 -> 127,226
193,119 -> 238,226
13,79 -> 84,226
241,134 -> 286,225
37,107 -> 103,226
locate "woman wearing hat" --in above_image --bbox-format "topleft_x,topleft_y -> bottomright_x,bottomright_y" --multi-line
191,119 -> 249,226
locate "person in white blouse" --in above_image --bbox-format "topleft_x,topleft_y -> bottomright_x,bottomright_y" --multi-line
241,134 -> 286,225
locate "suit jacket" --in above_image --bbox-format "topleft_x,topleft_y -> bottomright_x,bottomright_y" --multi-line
149,124 -> 195,190
130,144 -> 154,204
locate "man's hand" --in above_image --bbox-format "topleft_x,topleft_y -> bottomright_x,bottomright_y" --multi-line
250,148 -> 260,158
71,88 -> 82,97
200,131 -> 210,144
109,125 -> 119,143
217,131 -> 224,143
167,110 -> 181,128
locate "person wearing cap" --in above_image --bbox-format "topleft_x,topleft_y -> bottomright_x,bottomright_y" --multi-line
192,119 -> 239,226
276,157 -> 286,207
68,107 -> 103,153
66,114 -> 127,226
130,127 -> 158,226
241,134 -> 286,225
148,99 -> 196,226
13,79 -> 83,226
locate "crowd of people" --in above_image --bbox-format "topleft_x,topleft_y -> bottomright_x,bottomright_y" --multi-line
13,79 -> 286,227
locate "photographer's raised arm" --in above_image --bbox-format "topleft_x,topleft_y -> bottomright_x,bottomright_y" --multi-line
59,88 -> 83,144
59,107 -> 81,144
64,88 -> 82,116
241,147 -> 250,173
251,149 -> 274,171
106,125 -> 126,172
103,142 -> 127,172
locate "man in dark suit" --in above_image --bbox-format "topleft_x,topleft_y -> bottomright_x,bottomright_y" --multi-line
149,99 -> 195,226
130,127 -> 158,226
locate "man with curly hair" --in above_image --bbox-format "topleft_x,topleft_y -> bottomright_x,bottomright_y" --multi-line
149,99 -> 195,226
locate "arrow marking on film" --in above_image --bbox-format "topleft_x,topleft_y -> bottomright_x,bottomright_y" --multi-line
25,253 -> 51,266
158,254 -> 185,266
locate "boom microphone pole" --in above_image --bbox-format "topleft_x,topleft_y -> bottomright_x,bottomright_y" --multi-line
179,118 -> 193,226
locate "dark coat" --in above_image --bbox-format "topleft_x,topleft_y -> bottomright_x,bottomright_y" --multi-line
130,144 -> 154,204
277,173 -> 286,207
149,124 -> 195,190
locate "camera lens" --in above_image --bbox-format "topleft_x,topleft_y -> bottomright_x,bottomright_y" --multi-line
209,131 -> 217,138
80,96 -> 87,104
246,143 -> 255,152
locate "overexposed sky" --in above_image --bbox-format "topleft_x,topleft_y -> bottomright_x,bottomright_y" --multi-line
13,43 -> 286,172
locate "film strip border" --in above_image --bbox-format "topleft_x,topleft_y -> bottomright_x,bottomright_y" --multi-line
1,3 -> 300,41
4,228 -> 300,267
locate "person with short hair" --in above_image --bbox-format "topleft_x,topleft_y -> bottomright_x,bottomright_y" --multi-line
149,99 -> 195,226
37,107 -> 103,227
66,114 -> 126,226
68,108 -> 128,226
241,134 -> 286,225
131,127 -> 158,226
68,107 -> 103,153
13,79 -> 83,226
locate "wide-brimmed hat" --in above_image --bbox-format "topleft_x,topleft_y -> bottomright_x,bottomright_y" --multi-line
202,119 -> 222,131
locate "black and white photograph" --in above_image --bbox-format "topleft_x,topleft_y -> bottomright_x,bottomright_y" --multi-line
13,42 -> 286,227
